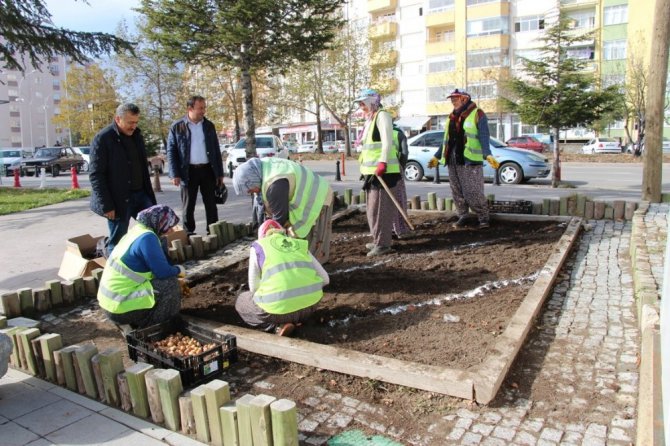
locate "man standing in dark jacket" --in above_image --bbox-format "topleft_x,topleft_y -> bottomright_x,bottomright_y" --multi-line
89,103 -> 157,256
167,95 -> 225,235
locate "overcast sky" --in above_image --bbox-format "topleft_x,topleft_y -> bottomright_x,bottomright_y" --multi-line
44,0 -> 140,34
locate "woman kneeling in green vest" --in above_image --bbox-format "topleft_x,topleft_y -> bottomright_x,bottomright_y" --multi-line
235,219 -> 330,336
97,204 -> 185,329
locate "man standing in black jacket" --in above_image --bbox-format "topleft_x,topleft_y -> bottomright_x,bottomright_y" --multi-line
167,96 -> 225,235
89,103 -> 157,256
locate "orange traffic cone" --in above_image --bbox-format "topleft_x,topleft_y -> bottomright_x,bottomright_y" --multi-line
13,168 -> 21,188
70,166 -> 80,189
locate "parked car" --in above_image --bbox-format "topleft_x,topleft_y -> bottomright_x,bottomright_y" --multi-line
0,148 -> 24,176
20,146 -> 85,177
297,142 -> 316,154
525,133 -> 554,147
220,143 -> 235,156
284,141 -> 299,154
581,137 -> 621,154
403,130 -> 551,184
227,135 -> 289,170
505,135 -> 546,153
625,137 -> 670,154
72,146 -> 91,172
322,141 -> 343,154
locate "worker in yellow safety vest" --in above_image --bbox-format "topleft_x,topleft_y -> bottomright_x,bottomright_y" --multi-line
97,204 -> 185,328
235,219 -> 330,336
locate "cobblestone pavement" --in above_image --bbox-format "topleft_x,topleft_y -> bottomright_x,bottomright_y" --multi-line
21,213 -> 669,445
643,203 -> 669,291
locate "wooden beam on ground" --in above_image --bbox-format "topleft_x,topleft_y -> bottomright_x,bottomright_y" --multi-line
155,369 -> 183,432
271,399 -> 299,446
235,394 -> 256,446
18,328 -> 40,375
205,379 -> 231,446
37,333 -> 62,382
117,372 -> 132,412
190,385 -> 210,444
220,402 -> 239,446
56,345 -> 79,391
179,393 -> 196,435
126,362 -> 153,418
91,355 -> 106,402
98,348 -> 124,407
188,316 -> 475,400
73,344 -> 99,398
145,369 -> 165,424
249,394 -> 276,446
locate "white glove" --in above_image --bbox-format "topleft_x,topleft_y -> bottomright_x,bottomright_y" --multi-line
177,264 -> 186,278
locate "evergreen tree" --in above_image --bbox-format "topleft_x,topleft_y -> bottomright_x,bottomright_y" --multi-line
138,0 -> 345,157
503,15 -> 620,187
0,0 -> 131,73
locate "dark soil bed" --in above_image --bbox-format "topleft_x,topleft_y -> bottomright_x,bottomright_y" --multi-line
183,213 -> 566,370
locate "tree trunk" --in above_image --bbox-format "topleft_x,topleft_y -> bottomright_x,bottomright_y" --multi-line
241,63 -> 256,158
315,96 -> 323,154
552,127 -> 561,187
642,0 -> 670,202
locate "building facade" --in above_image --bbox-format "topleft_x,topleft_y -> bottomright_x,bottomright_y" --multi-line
0,57 -> 70,150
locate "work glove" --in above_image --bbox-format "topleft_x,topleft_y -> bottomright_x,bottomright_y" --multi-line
177,264 -> 186,278
428,157 -> 439,169
375,162 -> 387,176
178,278 -> 191,299
486,155 -> 500,170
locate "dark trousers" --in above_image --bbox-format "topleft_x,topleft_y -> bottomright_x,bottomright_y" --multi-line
104,277 -> 181,329
181,165 -> 218,234
105,189 -> 154,256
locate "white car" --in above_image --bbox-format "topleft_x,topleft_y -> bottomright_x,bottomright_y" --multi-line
581,137 -> 621,154
297,142 -> 316,153
226,135 -> 289,170
0,148 -> 24,176
322,141 -> 343,153
72,146 -> 91,171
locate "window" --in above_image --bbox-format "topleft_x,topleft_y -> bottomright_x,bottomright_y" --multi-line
467,0 -> 496,5
428,0 -> 454,12
603,40 -> 626,60
566,46 -> 594,60
467,48 -> 509,68
568,11 -> 595,29
515,49 -> 542,65
433,30 -> 455,42
604,5 -> 627,25
428,85 -> 454,102
401,63 -> 423,76
467,82 -> 497,99
602,74 -> 625,88
467,16 -> 509,37
514,15 -> 545,32
427,55 -> 455,73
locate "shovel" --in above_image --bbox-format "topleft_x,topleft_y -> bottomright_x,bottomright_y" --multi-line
375,174 -> 414,231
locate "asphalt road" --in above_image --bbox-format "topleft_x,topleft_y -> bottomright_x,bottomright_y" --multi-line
1,159 -> 668,295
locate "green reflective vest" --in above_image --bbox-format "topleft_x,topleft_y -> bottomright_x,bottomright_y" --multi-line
359,110 -> 401,175
261,158 -> 330,238
97,225 -> 155,314
253,233 -> 323,314
440,108 -> 483,165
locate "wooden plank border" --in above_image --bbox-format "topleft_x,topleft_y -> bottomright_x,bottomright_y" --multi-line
185,211 -> 581,403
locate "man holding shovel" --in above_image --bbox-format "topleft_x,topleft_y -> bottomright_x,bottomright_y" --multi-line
355,89 -> 411,257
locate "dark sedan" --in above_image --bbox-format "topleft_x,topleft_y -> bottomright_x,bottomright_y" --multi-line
20,147 -> 85,177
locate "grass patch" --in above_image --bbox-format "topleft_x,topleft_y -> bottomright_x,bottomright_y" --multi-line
0,188 -> 90,215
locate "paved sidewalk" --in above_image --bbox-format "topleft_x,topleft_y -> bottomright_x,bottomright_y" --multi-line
1,201 -> 667,445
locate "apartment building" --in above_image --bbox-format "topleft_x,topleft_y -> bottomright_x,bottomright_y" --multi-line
0,57 -> 70,150
366,0 -> 668,140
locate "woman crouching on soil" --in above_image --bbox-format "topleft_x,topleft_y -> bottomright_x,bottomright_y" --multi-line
235,219 -> 330,336
97,204 -> 185,329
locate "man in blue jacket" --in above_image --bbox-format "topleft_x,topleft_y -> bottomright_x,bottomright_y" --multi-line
90,103 -> 157,256
167,95 -> 225,235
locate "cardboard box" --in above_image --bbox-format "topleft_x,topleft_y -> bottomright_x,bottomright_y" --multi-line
163,225 -> 189,247
58,234 -> 107,280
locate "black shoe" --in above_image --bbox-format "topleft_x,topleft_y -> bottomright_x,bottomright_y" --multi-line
452,216 -> 469,228
478,221 -> 490,229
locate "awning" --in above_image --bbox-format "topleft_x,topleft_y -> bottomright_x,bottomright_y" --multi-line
394,115 -> 430,131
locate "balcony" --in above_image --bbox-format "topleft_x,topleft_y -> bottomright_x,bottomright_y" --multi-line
426,37 -> 456,56
560,0 -> 598,10
467,34 -> 510,51
369,21 -> 398,40
426,9 -> 455,27
373,78 -> 399,93
368,0 -> 396,14
466,1 -> 510,19
370,50 -> 398,67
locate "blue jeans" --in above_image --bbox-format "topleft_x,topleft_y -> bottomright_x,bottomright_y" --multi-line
105,190 -> 155,256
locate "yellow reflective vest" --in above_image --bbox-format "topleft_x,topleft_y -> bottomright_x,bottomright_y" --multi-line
97,225 -> 156,314
359,110 -> 401,175
253,233 -> 323,314
440,108 -> 484,165
261,158 -> 330,238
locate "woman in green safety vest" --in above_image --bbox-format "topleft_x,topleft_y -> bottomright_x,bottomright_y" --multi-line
235,219 -> 330,336
232,157 -> 334,263
355,88 -> 401,257
97,204 -> 185,329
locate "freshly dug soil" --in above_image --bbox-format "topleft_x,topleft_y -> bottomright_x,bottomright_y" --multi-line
184,213 -> 566,371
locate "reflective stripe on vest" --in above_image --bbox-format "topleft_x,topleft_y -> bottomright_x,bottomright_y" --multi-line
97,225 -> 156,314
441,108 -> 484,164
359,111 -> 401,174
261,158 -> 330,238
253,233 -> 323,315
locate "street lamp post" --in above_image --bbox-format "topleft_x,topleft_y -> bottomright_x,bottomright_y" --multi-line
16,70 -> 37,149
43,95 -> 52,146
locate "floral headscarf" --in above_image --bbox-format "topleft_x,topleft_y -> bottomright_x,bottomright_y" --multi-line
137,204 -> 179,235
232,157 -> 263,195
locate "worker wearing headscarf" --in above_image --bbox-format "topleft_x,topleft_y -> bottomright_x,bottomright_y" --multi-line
233,157 -> 333,263
98,204 -> 185,328
235,219 -> 330,336
355,88 -> 400,257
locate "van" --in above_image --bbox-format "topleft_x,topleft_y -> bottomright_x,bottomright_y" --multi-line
226,135 -> 289,170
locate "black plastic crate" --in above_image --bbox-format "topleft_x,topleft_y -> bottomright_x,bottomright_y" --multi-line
489,199 -> 534,214
126,317 -> 237,388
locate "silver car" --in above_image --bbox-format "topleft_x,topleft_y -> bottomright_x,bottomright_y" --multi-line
404,130 -> 552,184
